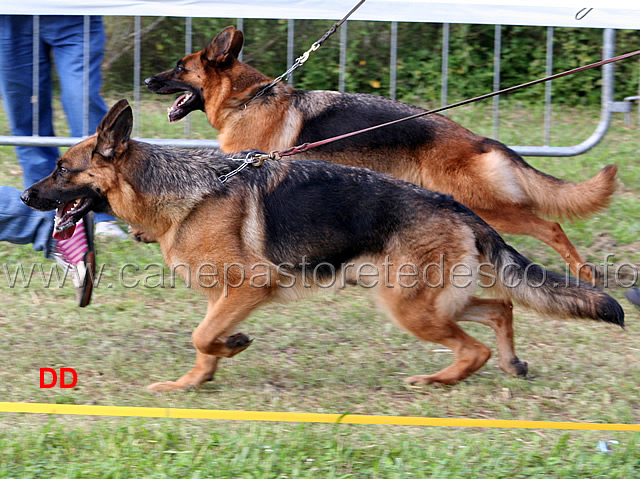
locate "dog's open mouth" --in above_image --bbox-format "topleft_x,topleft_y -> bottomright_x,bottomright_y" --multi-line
53,198 -> 92,240
168,91 -> 203,123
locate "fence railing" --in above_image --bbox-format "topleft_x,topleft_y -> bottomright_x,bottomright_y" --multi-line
0,16 -> 637,156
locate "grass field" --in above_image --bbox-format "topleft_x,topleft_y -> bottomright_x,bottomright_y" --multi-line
1,96 -> 639,477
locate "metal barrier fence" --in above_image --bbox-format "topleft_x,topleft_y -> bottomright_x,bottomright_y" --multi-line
0,16 -> 637,155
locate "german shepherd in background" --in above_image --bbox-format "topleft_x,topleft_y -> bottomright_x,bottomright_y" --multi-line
21,100 -> 623,392
146,26 -> 618,286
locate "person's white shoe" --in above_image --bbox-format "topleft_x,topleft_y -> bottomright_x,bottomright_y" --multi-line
95,221 -> 128,239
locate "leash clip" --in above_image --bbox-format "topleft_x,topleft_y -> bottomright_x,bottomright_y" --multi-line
251,151 -> 281,167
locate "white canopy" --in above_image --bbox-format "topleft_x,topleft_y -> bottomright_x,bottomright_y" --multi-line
1,1 -> 639,29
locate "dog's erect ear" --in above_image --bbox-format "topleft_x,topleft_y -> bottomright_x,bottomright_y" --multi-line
94,99 -> 133,161
203,26 -> 244,66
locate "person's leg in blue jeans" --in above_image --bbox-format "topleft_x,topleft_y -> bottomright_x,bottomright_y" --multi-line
41,16 -> 122,229
0,15 -> 97,306
0,15 -> 57,256
42,16 -> 108,139
0,187 -> 56,258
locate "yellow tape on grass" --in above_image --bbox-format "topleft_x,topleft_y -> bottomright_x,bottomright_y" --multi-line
1,402 -> 639,431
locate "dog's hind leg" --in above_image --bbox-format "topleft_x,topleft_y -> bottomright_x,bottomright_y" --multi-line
378,288 -> 492,385
474,206 -> 597,285
455,297 -> 528,378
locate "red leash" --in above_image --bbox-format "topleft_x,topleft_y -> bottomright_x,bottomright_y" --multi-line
252,48 -> 640,165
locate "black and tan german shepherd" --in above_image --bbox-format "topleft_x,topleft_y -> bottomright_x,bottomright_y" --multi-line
145,26 -> 618,286
21,100 -> 623,392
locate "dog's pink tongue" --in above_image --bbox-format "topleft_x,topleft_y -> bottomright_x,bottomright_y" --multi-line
53,224 -> 76,241
172,94 -> 186,109
168,94 -> 187,122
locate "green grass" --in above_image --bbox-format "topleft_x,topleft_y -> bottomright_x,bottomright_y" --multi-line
1,421 -> 639,478
1,98 -> 640,477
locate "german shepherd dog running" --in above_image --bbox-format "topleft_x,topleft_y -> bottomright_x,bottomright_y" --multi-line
21,100 -> 623,392
146,26 -> 618,286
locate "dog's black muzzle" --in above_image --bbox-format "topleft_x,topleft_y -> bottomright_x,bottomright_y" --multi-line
21,185 -> 60,211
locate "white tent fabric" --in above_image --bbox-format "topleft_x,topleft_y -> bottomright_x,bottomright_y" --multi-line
0,1 -> 639,29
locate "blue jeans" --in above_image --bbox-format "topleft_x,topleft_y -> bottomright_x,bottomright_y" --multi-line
0,15 -> 112,257
0,186 -> 56,258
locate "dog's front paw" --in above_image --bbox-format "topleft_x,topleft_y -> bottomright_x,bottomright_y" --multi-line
226,333 -> 252,348
225,333 -> 253,357
147,381 -> 196,392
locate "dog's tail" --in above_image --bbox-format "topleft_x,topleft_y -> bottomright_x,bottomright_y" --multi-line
472,220 -> 624,327
512,154 -> 617,220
